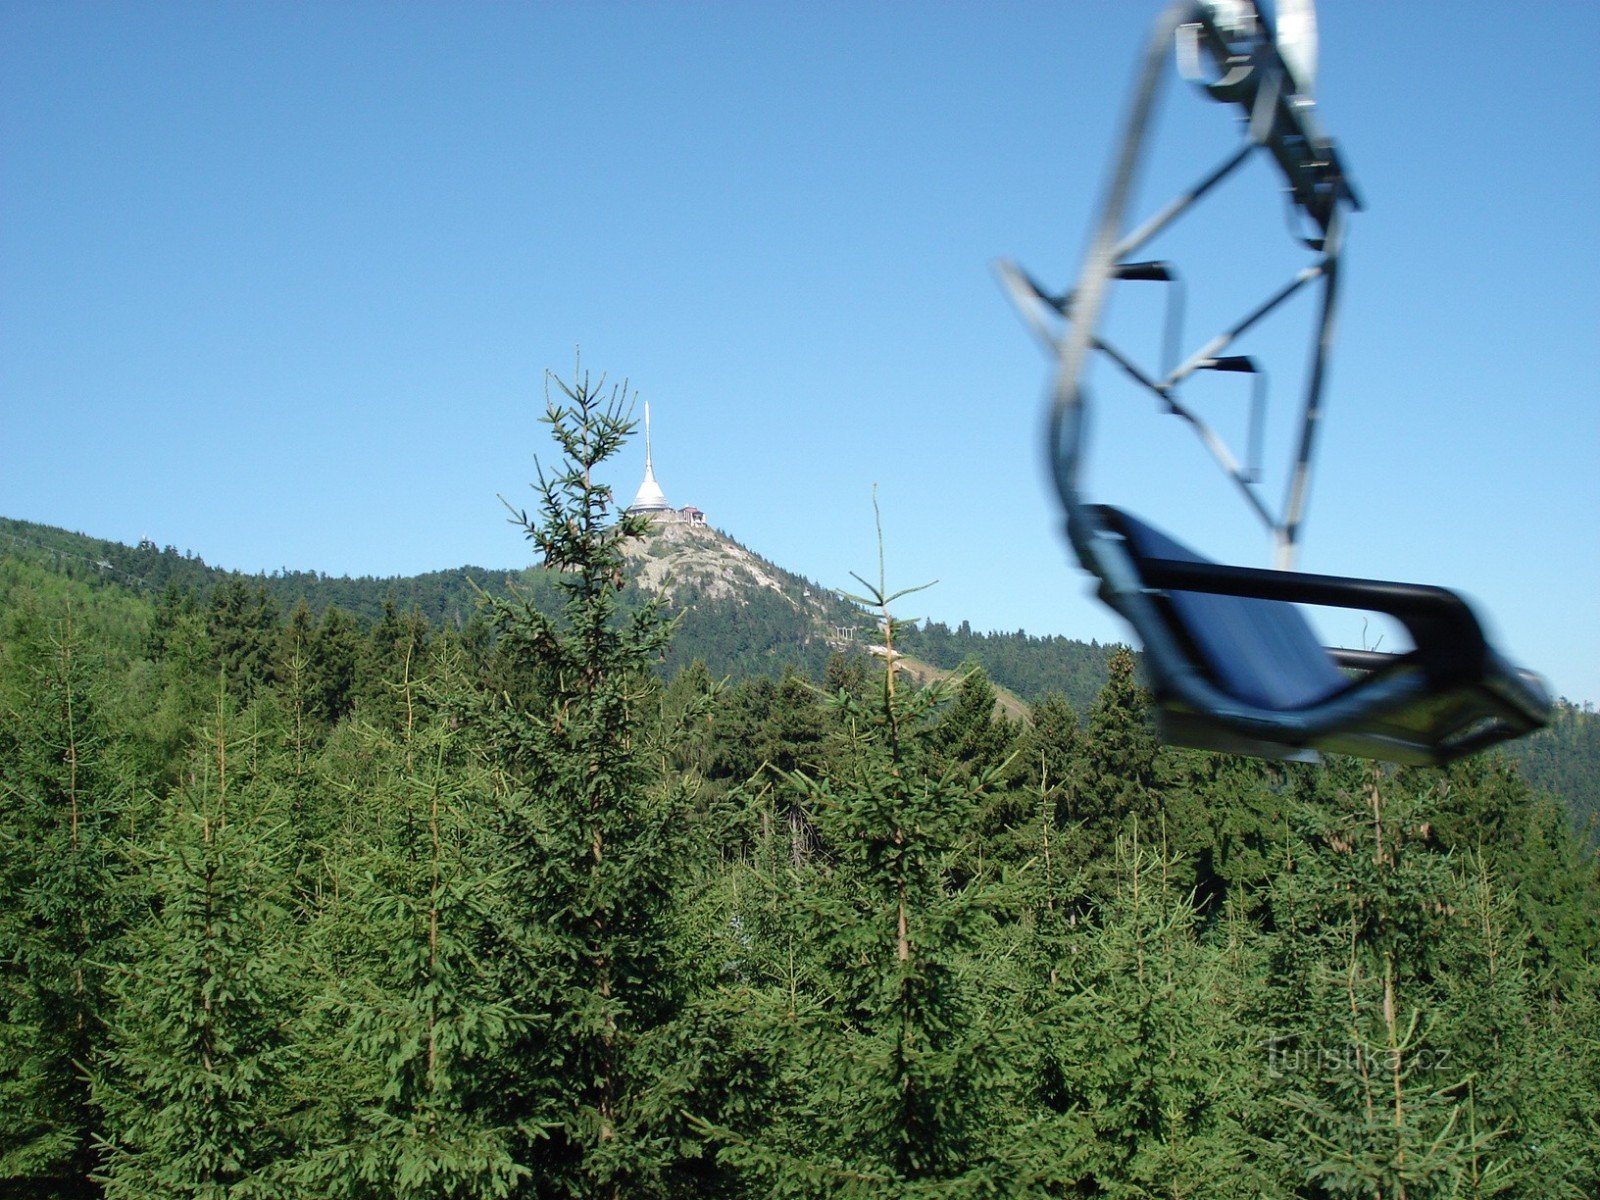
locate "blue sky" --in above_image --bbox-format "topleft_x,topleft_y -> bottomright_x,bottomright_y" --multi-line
3,2 -> 1596,705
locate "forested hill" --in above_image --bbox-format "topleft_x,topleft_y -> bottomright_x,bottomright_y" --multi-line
0,512 -> 1117,703
0,514 -> 542,630
2,511 -> 1594,830
1515,698 -> 1600,837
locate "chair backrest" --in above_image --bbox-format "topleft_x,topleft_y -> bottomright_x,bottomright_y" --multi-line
1109,511 -> 1348,712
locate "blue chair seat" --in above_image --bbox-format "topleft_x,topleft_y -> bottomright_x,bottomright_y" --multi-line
1083,508 -> 1550,764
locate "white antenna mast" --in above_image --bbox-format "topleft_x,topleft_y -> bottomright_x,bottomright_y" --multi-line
627,400 -> 670,512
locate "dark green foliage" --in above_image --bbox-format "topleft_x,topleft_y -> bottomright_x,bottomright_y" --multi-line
898,617 -> 1114,713
3,511 -> 1122,730
129,584 -> 213,788
1508,699 -> 1600,837
307,604 -> 362,727
1034,836 -> 1283,1197
12,505 -> 1598,840
1262,763 -> 1486,1197
1019,690 -> 1080,795
1081,647 -> 1162,824
920,665 -> 1018,785
708,670 -> 829,790
1,513 -> 556,633
1428,853 -> 1600,1197
3,409 -> 1598,1199
651,658 -> 720,783
283,646 -> 526,1200
703,562 -> 1039,1197
471,368 -> 692,1198
1423,754 -> 1600,990
352,600 -> 431,728
0,599 -> 132,1194
206,579 -> 282,699
93,704 -> 299,1199
660,587 -> 840,683
0,517 -> 217,600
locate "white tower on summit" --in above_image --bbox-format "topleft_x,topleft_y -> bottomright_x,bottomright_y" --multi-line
627,402 -> 672,514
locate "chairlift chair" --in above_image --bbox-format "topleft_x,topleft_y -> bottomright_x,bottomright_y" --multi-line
1002,0 -> 1549,765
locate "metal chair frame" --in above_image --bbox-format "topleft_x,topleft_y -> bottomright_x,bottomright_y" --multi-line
1001,0 -> 1549,764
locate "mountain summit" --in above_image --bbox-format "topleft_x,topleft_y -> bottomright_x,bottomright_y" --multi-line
622,519 -> 821,609
618,517 -> 872,675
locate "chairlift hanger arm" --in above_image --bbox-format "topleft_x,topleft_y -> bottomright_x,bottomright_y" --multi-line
1180,1 -> 1362,230
1015,1 -> 1363,569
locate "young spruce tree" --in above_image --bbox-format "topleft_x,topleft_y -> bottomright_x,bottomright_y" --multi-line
93,685 -> 300,1199
1267,761 -> 1498,1199
285,639 -> 526,1200
0,601 -> 130,1196
472,368 -> 691,1199
708,504 -> 1055,1197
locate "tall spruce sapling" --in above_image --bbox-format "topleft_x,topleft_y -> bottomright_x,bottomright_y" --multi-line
205,580 -> 281,701
706,495 -> 1052,1196
1269,762 -> 1504,1200
1423,833 -> 1600,1196
473,367 -> 691,1198
1080,645 -> 1161,835
93,685 -> 299,1199
1037,829 -> 1280,1198
922,665 -> 1018,790
282,640 -> 527,1200
0,603 -> 129,1195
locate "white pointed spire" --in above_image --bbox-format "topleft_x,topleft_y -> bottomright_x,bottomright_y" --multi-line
628,401 -> 671,513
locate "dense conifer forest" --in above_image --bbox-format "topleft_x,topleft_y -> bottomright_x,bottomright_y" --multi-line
2,375 -> 1597,1198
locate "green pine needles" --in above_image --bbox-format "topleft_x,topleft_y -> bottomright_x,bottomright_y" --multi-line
0,368 -> 1596,1198
93,693 -> 299,1199
474,368 -> 691,1198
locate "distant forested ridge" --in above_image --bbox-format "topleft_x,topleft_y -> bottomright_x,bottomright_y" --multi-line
4,512 -> 1102,701
2,382 -> 1598,1198
0,514 -> 856,685
1510,698 -> 1600,839
0,514 -> 549,629
898,618 -> 1114,715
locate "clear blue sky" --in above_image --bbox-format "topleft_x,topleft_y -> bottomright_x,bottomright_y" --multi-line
4,2 -> 1596,705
